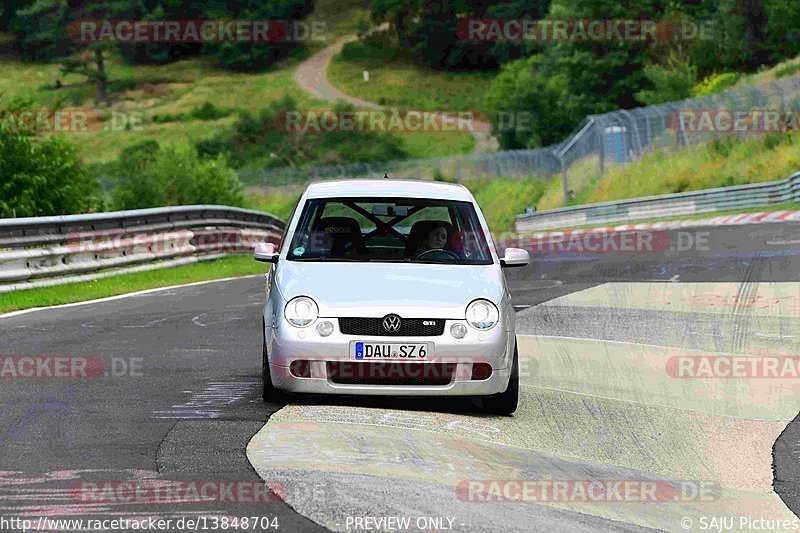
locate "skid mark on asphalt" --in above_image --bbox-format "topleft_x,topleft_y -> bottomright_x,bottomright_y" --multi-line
518,335 -> 800,420
151,381 -> 259,420
517,305 -> 800,355
190,313 -> 250,328
0,469 -> 231,521
534,281 -> 800,317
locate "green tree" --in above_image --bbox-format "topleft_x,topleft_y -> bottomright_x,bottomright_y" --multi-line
199,0 -> 314,71
0,132 -> 100,217
12,0 -> 75,62
115,2 -> 204,65
692,0 -> 800,73
485,0 -> 711,148
370,0 -> 550,70
13,1 -> 147,103
485,55 -> 576,147
762,0 -> 800,64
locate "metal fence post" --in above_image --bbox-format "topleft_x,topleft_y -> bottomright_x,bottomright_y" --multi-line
596,118 -> 605,175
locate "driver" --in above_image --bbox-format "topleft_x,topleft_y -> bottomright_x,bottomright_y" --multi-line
416,222 -> 451,255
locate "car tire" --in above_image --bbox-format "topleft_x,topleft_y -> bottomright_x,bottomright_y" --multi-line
262,320 -> 282,402
482,340 -> 519,415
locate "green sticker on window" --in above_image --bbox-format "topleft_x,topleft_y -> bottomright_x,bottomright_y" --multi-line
292,246 -> 305,256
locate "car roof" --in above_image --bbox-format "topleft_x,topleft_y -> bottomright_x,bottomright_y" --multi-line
304,179 -> 474,201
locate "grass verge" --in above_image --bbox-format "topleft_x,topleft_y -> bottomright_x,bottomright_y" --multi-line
0,255 -> 267,314
328,45 -> 494,112
534,133 -> 800,211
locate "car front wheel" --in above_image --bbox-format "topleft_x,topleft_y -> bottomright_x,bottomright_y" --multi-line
262,320 -> 282,402
482,341 -> 519,415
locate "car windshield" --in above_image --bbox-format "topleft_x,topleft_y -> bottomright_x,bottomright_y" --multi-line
286,197 -> 493,265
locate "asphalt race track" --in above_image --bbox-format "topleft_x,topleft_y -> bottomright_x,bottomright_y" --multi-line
1,222 -> 799,532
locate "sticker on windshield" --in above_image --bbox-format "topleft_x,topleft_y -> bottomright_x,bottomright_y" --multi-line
292,246 -> 305,256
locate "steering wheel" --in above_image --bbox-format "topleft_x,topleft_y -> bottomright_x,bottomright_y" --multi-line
415,248 -> 459,261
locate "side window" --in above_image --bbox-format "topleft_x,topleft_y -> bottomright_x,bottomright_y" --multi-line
454,203 -> 488,258
288,200 -> 323,255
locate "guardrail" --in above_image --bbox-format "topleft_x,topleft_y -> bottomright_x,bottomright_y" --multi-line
0,206 -> 284,293
515,172 -> 800,231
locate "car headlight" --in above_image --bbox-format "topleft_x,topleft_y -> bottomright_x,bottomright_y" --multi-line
465,299 -> 499,330
284,296 -> 318,327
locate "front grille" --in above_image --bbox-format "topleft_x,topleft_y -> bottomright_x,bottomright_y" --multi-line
338,317 -> 445,336
327,362 -> 455,386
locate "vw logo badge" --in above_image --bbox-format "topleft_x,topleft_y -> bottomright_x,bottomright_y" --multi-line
382,314 -> 402,333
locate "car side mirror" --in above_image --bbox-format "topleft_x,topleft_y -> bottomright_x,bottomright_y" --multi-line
500,247 -> 529,268
254,242 -> 279,263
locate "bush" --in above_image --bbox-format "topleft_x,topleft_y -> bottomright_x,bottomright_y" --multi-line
111,141 -> 244,210
152,102 -> 231,124
152,112 -> 186,124
636,61 -> 696,105
693,73 -> 741,97
774,63 -> 800,80
710,137 -> 735,157
763,132 -> 786,151
0,132 -> 101,217
190,101 -> 230,121
669,176 -> 691,194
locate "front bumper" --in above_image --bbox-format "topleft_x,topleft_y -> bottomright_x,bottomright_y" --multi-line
266,318 -> 514,396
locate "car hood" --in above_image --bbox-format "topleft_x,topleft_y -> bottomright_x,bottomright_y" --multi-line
275,261 -> 505,318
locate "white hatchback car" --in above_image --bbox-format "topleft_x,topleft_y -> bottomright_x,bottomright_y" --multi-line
254,179 -> 529,414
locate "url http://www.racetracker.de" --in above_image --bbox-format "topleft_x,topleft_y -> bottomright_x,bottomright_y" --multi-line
0,515 -> 281,531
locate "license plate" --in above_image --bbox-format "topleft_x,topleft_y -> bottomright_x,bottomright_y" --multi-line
353,342 -> 431,360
